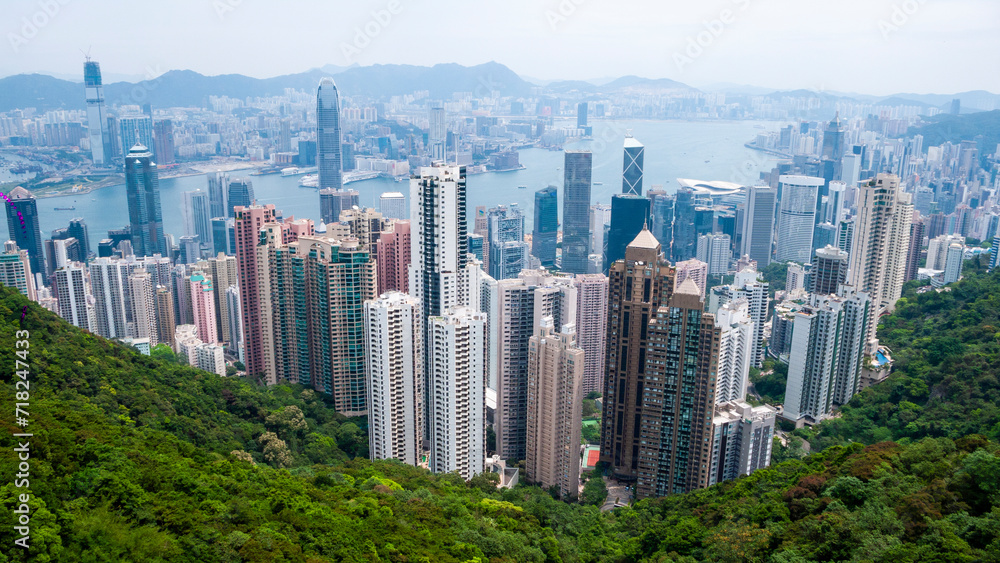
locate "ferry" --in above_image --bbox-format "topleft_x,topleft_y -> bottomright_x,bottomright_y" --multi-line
518,185 -> 527,189
593,181 -> 603,186
298,174 -> 318,188
54,206 -> 76,211
280,167 -> 300,176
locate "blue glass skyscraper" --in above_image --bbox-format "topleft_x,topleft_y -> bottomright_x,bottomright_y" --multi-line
532,186 -> 558,267
561,151 -> 592,274
316,78 -> 343,193
5,187 -> 44,279
622,134 -> 644,195
672,188 -> 696,262
605,194 -> 651,272
84,59 -> 112,166
124,142 -> 166,257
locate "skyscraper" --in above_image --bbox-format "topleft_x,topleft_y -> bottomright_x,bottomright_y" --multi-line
589,203 -> 612,259
605,194 -> 652,273
708,401 -> 776,486
942,243 -> 964,285
532,186 -> 558,267
52,265 -> 91,330
525,318 -> 584,499
225,285 -> 244,362
740,185 -> 776,267
776,175 -> 823,264
636,278 -> 720,498
847,173 -> 912,352
234,203 -> 277,379
365,292 -> 423,466
573,273 -> 608,396
408,164 -> 471,322
697,233 -> 731,276
576,102 -> 588,128
379,191 -> 406,220
182,189 -> 212,250
428,106 -> 447,160
487,205 -> 528,280
227,179 -> 255,218
491,271 -> 577,461
189,273 -> 218,345
601,227 -> 675,482
783,289 -> 871,421
723,266 -> 769,368
118,115 -> 154,160
124,143 -> 166,257
0,241 -> 36,300
810,245 -> 849,295
715,300 -> 752,403
5,187 -> 45,280
786,263 -> 807,293
207,172 -> 229,218
67,218 -> 90,260
129,272 -> 157,345
153,119 -> 175,164
319,188 -> 360,225
89,258 -> 129,340
339,207 -> 387,252
155,285 -> 176,348
674,258 -> 708,297
376,220 -> 411,295
261,234 -> 375,412
428,307 -> 486,479
904,215 -> 925,283
316,78 -> 343,192
672,188 -> 696,262
561,151 -> 592,274
210,217 -> 231,255
84,59 -> 112,166
622,135 -> 644,195
648,190 -> 674,257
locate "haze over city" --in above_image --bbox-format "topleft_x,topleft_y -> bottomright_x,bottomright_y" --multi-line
5,0 -> 1000,95
2,1 -> 1000,560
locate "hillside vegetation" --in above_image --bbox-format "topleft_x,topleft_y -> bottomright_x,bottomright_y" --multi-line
1,277 -> 999,561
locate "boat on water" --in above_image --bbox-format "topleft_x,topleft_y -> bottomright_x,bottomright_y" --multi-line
518,185 -> 527,189
280,167 -> 300,176
299,174 -> 318,188
54,206 -> 76,211
593,181 -> 603,185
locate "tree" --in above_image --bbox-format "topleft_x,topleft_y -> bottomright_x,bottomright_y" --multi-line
150,343 -> 177,364
468,471 -> 500,494
266,405 -> 308,438
581,476 -> 608,506
257,431 -> 293,468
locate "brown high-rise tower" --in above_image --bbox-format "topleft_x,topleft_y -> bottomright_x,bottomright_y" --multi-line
635,278 -> 720,498
600,227 -> 675,481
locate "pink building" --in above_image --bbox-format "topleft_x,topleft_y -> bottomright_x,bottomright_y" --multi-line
283,217 -> 315,243
675,258 -> 708,297
376,220 -> 411,295
235,204 -> 277,378
189,274 -> 219,344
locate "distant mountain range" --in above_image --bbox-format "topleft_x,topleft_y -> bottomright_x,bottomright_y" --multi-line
0,61 -> 997,114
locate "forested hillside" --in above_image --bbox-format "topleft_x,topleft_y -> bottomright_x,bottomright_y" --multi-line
1,274 -> 999,561
802,255 -> 1000,450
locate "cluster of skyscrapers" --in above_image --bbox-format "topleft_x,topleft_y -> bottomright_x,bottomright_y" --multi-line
8,77 -> 1000,508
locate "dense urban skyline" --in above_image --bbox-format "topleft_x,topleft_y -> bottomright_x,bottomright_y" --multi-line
3,0 -> 1000,96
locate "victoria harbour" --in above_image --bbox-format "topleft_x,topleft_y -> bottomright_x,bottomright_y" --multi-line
6,119 -> 778,250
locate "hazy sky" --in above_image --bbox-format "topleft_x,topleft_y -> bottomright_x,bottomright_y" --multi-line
4,0 -> 998,95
